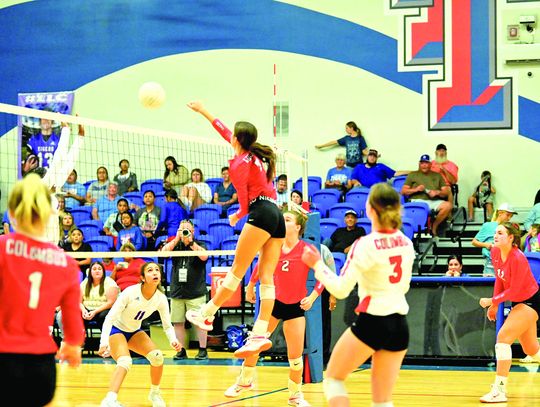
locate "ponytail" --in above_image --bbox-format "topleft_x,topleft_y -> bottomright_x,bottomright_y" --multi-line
8,173 -> 51,235
368,183 -> 402,230
250,142 -> 276,183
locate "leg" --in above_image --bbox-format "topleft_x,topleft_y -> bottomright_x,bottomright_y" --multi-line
519,322 -> 540,357
370,350 -> 407,404
283,316 -> 309,403
324,329 -> 375,407
188,188 -> 205,211
173,322 -> 187,350
485,203 -> 494,220
467,196 -> 476,221
432,201 -> 452,236
102,334 -> 131,404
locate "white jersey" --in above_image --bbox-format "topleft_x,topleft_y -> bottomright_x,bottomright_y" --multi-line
314,229 -> 415,316
100,284 -> 176,347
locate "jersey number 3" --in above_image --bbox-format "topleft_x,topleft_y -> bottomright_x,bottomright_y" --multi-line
388,256 -> 403,284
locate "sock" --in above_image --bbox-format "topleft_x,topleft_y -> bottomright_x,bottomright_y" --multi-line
288,378 -> 301,397
240,364 -> 255,385
150,384 -> 159,392
372,402 -> 393,407
531,349 -> 540,362
106,392 -> 118,401
201,300 -> 219,317
252,319 -> 269,336
494,375 -> 507,391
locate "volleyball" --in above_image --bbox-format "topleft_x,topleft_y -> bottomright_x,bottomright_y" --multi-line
138,81 -> 166,109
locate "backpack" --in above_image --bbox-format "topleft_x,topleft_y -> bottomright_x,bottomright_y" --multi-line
225,325 -> 249,351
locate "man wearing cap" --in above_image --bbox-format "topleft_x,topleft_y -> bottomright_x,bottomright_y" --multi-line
349,149 -> 410,189
472,203 -> 517,276
401,154 -> 452,236
431,144 -> 459,204
325,209 -> 366,254
325,153 -> 352,192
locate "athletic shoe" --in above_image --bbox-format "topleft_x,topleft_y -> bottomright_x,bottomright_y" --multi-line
519,355 -> 537,363
288,392 -> 311,406
480,385 -> 507,403
100,398 -> 124,407
233,332 -> 272,359
186,309 -> 214,331
173,348 -> 188,360
148,390 -> 166,407
195,348 -> 208,360
224,380 -> 254,398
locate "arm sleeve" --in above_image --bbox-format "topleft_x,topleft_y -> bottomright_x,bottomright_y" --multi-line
157,295 -> 178,344
43,127 -> 82,189
337,136 -> 346,146
524,206 -> 538,231
212,119 -> 232,143
249,263 -> 260,284
359,136 -> 367,150
60,263 -> 85,346
99,290 -> 129,347
132,173 -> 138,190
234,162 -> 250,219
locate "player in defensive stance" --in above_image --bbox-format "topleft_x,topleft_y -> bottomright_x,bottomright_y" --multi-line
479,222 -> 540,403
302,183 -> 415,407
225,210 -> 326,406
0,174 -> 84,406
98,262 -> 181,407
186,101 -> 285,358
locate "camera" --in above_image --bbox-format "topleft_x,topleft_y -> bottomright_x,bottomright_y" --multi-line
181,229 -> 191,237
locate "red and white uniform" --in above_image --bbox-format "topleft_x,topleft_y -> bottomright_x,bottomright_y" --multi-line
490,246 -> 538,306
251,240 -> 324,304
314,230 -> 415,316
0,233 -> 84,353
212,119 -> 277,219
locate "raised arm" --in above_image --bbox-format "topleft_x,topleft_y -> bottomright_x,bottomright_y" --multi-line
187,101 -> 232,143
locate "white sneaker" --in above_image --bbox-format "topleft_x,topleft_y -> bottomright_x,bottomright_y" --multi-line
233,332 -> 272,358
148,390 -> 166,407
224,380 -> 254,398
186,309 -> 214,331
480,385 -> 507,403
100,398 -> 124,407
288,392 -> 311,406
519,355 -> 537,363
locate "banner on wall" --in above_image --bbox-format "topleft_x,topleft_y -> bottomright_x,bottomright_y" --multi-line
18,91 -> 74,178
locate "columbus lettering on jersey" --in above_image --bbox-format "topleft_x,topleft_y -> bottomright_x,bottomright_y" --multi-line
6,238 -> 67,266
373,235 -> 408,250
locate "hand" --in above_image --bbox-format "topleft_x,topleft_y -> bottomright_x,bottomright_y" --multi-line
181,234 -> 193,247
164,181 -> 172,189
479,298 -> 492,308
416,185 -> 426,192
329,295 -> 337,311
56,342 -> 82,368
98,345 -> 111,358
300,296 -> 314,311
315,144 -> 322,149
246,284 -> 256,304
428,190 -> 439,199
87,310 -> 96,320
229,213 -> 239,227
76,115 -> 85,137
22,154 -> 38,174
171,341 -> 182,352
301,244 -> 322,269
487,305 -> 498,321
161,242 -> 175,252
187,101 -> 204,112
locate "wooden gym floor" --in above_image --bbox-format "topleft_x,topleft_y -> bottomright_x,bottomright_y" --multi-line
49,350 -> 540,406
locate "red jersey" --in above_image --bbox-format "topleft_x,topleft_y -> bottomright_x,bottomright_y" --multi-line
251,240 -> 324,304
491,246 -> 538,306
0,233 -> 84,354
212,119 -> 277,219
114,258 -> 146,291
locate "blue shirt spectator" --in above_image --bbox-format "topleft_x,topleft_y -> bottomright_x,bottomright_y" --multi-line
156,190 -> 188,238
524,203 -> 540,232
93,182 -> 120,221
2,211 -> 14,234
116,212 -> 145,251
350,149 -> 408,189
213,167 -> 238,215
325,153 -> 352,191
62,170 -> 87,209
315,121 -> 368,168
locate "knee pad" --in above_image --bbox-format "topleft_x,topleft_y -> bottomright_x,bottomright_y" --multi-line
495,343 -> 512,361
259,284 -> 275,300
146,349 -> 164,367
289,357 -> 303,371
221,272 -> 242,291
116,355 -> 132,372
323,377 -> 347,401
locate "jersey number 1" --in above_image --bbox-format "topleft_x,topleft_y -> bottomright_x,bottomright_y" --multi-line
388,256 -> 403,284
28,271 -> 43,309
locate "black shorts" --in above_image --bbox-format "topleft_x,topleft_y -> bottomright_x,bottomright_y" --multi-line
350,313 -> 409,352
512,289 -> 540,317
247,197 -> 286,238
272,299 -> 305,321
0,353 -> 56,405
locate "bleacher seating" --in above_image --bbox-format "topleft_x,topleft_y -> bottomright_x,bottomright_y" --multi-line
293,176 -> 322,200
123,192 -> 144,208
320,218 -> 341,242
392,175 -> 407,194
332,252 -> 346,274
207,219 -> 235,248
83,179 -> 96,192
205,177 -> 223,195
86,235 -> 114,252
193,204 -> 222,234
69,206 -> 93,225
140,179 -> 165,195
526,252 -> 540,282
78,220 -> 103,239
311,189 -> 341,218
401,216 -> 415,240
355,217 -> 372,235
403,201 -> 430,235
328,203 -> 358,225
345,187 -> 370,216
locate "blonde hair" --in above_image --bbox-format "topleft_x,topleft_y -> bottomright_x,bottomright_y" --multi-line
368,183 -> 402,230
8,173 -> 52,235
283,209 -> 307,236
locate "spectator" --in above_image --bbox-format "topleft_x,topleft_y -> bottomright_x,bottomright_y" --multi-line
103,198 -> 130,247
58,212 -> 77,248
324,209 -> 366,254
92,182 -> 120,221
134,190 -> 162,250
472,203 -> 517,276
102,257 -> 116,274
430,144 -> 459,204
468,170 -> 496,222
276,174 -> 288,209
315,121 -> 368,168
290,189 -> 313,212
325,153 -> 352,192
113,159 -> 138,196
163,155 -> 189,195
524,201 -> 540,232
156,189 -> 188,240
63,228 -> 92,277
213,166 -> 238,216
180,168 -> 213,211
445,255 -> 465,277
86,166 -> 110,205
165,220 -> 210,360
110,242 -> 147,291
2,211 -> 14,234
401,154 -> 452,237
349,149 -> 409,189
116,212 -> 145,251
523,224 -> 540,253
62,170 -> 86,210
25,117 -> 60,171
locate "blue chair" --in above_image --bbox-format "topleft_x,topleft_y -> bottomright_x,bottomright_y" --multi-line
141,179 -> 165,195
83,179 -> 96,192
311,189 -> 341,218
86,235 -> 114,251
392,175 -> 408,194
197,234 -> 215,250
123,192 -> 144,208
525,252 -> 540,282
345,187 -> 370,215
207,219 -> 235,248
154,235 -> 169,250
356,217 -> 372,235
226,205 -> 247,233
328,203 -> 358,226
320,218 -> 341,242
87,240 -> 110,253
402,201 -> 430,234
163,258 -> 173,285
332,252 -> 347,274
193,204 -> 222,234
205,178 -> 223,195
293,176 -> 323,200
69,206 -> 92,225
401,216 -> 415,240
78,220 -> 103,239
221,235 -> 239,251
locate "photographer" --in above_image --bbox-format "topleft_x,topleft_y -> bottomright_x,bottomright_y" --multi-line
162,220 -> 210,360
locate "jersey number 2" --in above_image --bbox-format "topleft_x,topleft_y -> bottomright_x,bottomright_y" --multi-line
388,256 -> 403,284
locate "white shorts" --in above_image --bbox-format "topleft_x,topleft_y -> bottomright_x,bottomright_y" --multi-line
410,198 -> 444,212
